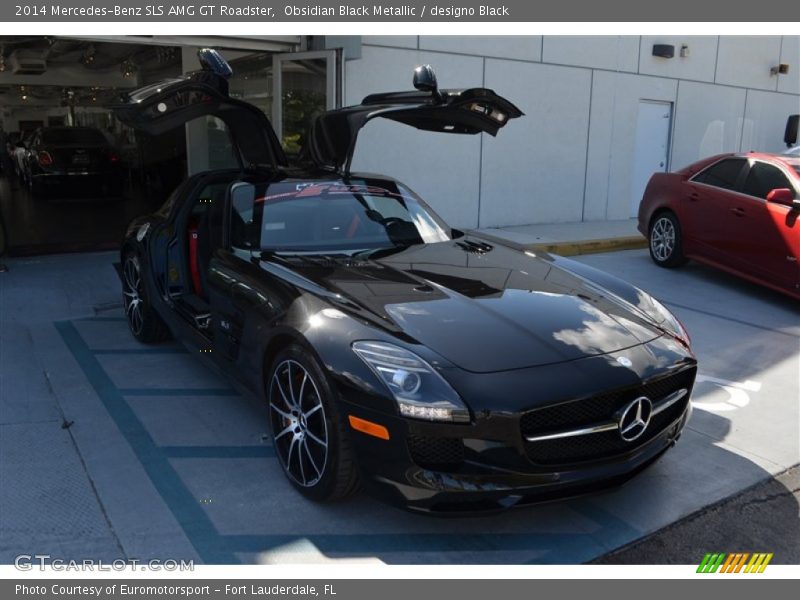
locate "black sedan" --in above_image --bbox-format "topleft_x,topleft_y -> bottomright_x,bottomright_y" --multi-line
24,126 -> 122,198
114,50 -> 696,513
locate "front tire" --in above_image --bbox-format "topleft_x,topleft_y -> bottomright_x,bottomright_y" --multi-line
649,212 -> 688,268
121,252 -> 171,343
267,345 -> 360,502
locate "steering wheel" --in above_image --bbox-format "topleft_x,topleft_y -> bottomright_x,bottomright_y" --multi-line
379,217 -> 406,227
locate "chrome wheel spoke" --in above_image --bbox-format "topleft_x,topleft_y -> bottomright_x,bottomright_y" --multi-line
297,371 -> 308,408
273,371 -> 293,409
304,403 -> 322,419
303,440 -> 321,479
270,401 -> 293,421
305,429 -> 328,449
286,362 -> 296,405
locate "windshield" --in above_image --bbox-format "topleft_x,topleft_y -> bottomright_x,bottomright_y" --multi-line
230,180 -> 452,254
42,128 -> 108,145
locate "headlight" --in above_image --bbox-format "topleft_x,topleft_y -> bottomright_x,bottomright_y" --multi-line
650,297 -> 691,347
352,341 -> 469,423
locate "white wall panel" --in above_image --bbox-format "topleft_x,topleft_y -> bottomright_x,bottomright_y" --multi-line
583,72 -> 678,221
419,36 -> 542,61
715,36 -> 782,91
778,36 -> 800,95
347,46 -> 484,228
670,81 -> 746,170
479,59 -> 591,227
542,36 -> 639,73
361,36 -> 418,49
741,91 -> 800,153
638,36 -> 717,83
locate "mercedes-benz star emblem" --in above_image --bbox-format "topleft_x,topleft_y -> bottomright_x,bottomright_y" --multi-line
616,356 -> 633,367
618,396 -> 653,442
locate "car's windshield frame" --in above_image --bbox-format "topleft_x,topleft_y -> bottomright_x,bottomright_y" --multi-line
228,179 -> 455,256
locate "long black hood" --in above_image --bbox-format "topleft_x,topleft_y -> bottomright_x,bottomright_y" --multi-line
266,240 -> 664,373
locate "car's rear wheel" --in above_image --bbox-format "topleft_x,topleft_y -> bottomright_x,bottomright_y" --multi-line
267,345 -> 360,502
649,212 -> 688,268
122,252 -> 171,343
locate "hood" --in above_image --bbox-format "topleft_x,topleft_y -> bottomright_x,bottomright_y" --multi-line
267,240 -> 664,373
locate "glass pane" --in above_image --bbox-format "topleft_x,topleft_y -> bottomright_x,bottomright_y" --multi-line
228,52 -> 274,121
279,58 -> 328,155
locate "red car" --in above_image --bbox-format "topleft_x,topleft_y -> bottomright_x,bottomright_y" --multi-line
638,152 -> 800,300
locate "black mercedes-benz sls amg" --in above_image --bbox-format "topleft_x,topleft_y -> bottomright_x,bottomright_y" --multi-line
115,50 -> 696,513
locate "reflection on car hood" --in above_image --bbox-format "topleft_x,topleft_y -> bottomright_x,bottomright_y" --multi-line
269,240 -> 664,373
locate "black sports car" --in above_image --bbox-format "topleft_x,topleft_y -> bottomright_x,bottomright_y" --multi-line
115,50 -> 696,513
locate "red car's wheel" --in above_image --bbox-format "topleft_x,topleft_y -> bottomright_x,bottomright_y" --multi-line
649,212 -> 688,268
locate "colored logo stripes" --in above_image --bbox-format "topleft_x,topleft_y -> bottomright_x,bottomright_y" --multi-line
697,552 -> 773,573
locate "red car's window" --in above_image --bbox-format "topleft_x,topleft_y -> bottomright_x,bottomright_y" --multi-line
742,162 -> 795,200
693,158 -> 746,191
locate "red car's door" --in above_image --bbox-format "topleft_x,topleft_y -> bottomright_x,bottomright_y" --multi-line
683,157 -> 748,262
727,160 -> 799,292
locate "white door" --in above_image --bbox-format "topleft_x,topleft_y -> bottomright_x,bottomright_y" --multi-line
630,100 -> 672,217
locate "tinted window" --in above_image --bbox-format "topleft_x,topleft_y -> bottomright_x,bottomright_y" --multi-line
230,181 -> 451,253
742,162 -> 794,200
42,128 -> 107,145
693,158 -> 746,190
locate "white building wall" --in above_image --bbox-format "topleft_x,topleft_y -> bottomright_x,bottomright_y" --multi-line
480,59 -> 591,226
584,72 -> 678,221
344,36 -> 800,228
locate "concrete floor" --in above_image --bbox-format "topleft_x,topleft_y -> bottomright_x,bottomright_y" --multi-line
0,248 -> 797,564
0,172 -> 164,255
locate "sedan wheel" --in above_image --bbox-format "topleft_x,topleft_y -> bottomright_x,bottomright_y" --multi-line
267,345 -> 360,501
121,252 -> 171,343
649,212 -> 687,268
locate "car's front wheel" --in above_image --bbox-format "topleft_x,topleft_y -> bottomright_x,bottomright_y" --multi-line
121,252 -> 171,343
649,212 -> 688,268
267,345 -> 360,502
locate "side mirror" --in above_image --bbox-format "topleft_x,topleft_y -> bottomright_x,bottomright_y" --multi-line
413,64 -> 443,102
197,48 -> 233,79
766,187 -> 796,207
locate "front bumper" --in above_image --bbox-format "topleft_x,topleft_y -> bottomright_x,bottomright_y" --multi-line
347,401 -> 690,514
339,351 -> 696,514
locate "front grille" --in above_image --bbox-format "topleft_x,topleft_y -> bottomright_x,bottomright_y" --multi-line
522,367 -> 695,466
407,435 -> 465,470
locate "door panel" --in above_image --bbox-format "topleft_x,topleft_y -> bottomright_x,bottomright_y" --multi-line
726,161 -> 799,290
630,101 -> 672,217
682,157 -> 747,262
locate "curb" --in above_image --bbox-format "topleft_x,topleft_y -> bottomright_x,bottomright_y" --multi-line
472,231 -> 647,257
533,235 -> 647,257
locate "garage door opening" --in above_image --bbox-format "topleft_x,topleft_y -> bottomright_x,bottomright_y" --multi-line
0,37 -> 300,257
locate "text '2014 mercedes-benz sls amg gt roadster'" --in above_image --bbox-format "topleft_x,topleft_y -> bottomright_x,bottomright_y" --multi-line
114,49 -> 697,513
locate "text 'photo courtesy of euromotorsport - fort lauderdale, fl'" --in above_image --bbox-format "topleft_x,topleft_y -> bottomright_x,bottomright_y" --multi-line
16,585 -> 328,597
